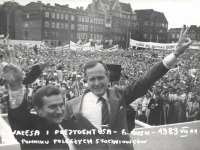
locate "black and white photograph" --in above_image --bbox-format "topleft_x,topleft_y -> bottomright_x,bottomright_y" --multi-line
0,0 -> 200,149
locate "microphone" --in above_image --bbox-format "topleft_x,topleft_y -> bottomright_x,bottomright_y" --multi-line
22,63 -> 46,85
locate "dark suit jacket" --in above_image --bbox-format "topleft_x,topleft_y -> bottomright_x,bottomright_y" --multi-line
8,97 -> 77,150
148,98 -> 164,125
64,61 -> 168,150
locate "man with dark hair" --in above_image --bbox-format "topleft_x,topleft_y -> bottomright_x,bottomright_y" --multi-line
64,26 -> 193,149
7,85 -> 77,150
0,48 -> 77,150
148,91 -> 164,125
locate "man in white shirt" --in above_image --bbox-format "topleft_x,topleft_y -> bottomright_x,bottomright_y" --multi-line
64,26 -> 193,150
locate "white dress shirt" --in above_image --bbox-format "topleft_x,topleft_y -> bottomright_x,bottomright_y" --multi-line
81,92 -> 109,130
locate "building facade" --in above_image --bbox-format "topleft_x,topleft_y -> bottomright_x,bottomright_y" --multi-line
15,1 -> 78,46
14,1 -> 171,47
15,0 -> 137,48
168,25 -> 200,43
135,9 -> 168,43
86,0 -> 138,48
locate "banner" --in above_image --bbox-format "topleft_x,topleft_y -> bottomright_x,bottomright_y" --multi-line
129,39 -> 200,50
26,43 -> 35,49
130,121 -> 200,150
0,34 -> 4,38
107,44 -> 118,52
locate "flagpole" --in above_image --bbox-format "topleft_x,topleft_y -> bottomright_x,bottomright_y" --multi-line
7,13 -> 9,45
157,35 -> 158,43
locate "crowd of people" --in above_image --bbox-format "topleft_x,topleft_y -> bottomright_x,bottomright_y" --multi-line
0,41 -> 200,126
0,26 -> 199,149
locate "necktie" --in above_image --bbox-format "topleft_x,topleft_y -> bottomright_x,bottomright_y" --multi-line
98,97 -> 109,129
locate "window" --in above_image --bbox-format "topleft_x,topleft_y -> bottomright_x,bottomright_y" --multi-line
128,22 -> 130,27
45,11 -> 49,18
45,21 -> 49,27
65,14 -> 68,20
24,23 -> 28,27
81,16 -> 84,22
56,32 -> 59,37
143,34 -> 147,39
176,34 -> 179,38
97,19 -> 100,24
144,21 -> 148,25
85,16 -> 89,22
77,33 -> 81,39
27,14 -> 29,18
85,25 -> 88,31
90,26 -> 93,31
100,19 -> 103,24
90,18 -> 93,23
163,36 -> 166,40
156,22 -> 159,26
172,33 -> 175,38
198,34 -> 200,39
166,24 -> 168,28
52,22 -> 55,28
94,18 -> 98,24
78,16 -> 81,22
191,34 -> 195,39
65,23 -> 68,29
94,34 -> 96,40
56,22 -> 59,28
57,13 -> 60,19
70,33 -> 75,38
71,24 -> 74,30
44,31 -> 48,37
52,12 -> 55,18
79,33 -> 87,39
123,14 -> 126,18
151,22 -> 153,26
71,15 -> 75,21
61,13 -> 64,19
51,31 -> 55,37
60,23 -> 64,29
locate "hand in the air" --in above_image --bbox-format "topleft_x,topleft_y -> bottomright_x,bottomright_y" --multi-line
0,46 -> 23,91
173,25 -> 193,58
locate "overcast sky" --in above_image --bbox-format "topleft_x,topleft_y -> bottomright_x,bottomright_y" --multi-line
2,0 -> 200,29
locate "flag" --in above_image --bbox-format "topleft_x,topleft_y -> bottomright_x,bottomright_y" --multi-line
77,39 -> 82,45
3,34 -> 9,44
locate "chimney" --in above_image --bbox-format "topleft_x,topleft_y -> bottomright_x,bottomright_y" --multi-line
76,7 -> 79,9
80,7 -> 83,10
47,3 -> 50,6
37,1 -> 42,3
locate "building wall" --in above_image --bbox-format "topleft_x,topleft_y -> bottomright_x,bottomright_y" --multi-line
168,26 -> 200,43
135,10 -> 168,43
15,9 -> 42,40
41,4 -> 77,46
